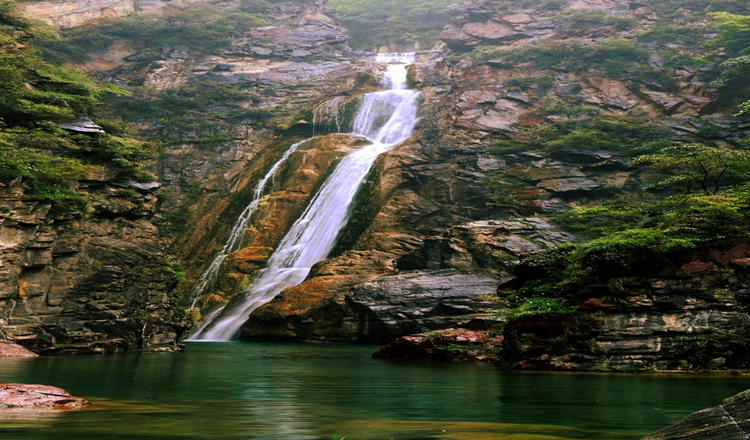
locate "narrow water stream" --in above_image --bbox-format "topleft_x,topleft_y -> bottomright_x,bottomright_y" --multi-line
1,343 -> 748,440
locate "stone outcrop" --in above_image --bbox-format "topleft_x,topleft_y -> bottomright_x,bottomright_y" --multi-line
0,343 -> 37,357
642,389 -> 750,440
498,244 -> 750,371
0,179 -> 186,354
0,384 -> 88,408
342,270 -> 500,342
373,327 -> 504,362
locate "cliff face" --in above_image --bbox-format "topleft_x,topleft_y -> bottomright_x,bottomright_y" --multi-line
0,174 -> 185,353
6,0 -> 362,352
19,0 -> 188,28
241,0 -> 750,371
12,0 -> 750,369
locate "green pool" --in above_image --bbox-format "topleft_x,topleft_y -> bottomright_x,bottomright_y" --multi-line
0,342 -> 747,440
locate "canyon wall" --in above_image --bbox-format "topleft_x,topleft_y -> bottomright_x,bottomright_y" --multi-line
10,0 -> 750,369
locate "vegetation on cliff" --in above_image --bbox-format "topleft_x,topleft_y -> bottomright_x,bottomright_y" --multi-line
0,1 -> 154,206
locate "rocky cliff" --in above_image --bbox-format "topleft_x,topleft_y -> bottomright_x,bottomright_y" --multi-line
240,0 -> 750,371
0,164 -> 186,353
19,0 -> 195,28
11,0 -> 750,370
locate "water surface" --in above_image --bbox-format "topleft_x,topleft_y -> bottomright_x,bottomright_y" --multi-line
0,342 -> 748,440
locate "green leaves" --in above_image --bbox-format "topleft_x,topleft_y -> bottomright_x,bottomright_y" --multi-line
635,143 -> 750,195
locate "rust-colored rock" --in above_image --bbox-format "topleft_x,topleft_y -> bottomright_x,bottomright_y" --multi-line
0,343 -> 38,357
0,384 -> 89,408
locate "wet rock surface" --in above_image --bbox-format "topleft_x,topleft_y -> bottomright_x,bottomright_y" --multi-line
0,384 -> 89,408
343,270 -> 500,342
642,389 -> 750,440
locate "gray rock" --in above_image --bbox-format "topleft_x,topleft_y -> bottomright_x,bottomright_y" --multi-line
537,177 -> 601,192
642,389 -> 750,440
344,270 -> 500,341
57,120 -> 104,134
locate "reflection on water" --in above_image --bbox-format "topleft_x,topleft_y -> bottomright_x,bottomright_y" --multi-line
0,342 -> 748,440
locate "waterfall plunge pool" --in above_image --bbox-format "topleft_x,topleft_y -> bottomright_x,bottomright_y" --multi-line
1,342 -> 748,440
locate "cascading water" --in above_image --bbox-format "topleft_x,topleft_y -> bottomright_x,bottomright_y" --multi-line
185,139 -> 309,309
312,96 -> 346,135
189,53 -> 420,341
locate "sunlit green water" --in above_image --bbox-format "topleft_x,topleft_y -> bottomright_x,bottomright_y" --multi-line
0,342 -> 748,440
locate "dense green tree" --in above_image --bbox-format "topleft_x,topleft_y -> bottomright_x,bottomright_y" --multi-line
635,144 -> 750,195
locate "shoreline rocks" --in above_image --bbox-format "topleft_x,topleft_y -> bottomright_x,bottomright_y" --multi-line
0,384 -> 89,408
642,389 -> 750,440
0,343 -> 38,357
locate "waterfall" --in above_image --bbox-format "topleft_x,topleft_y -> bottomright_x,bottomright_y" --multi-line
312,96 -> 345,135
186,139 -> 309,309
189,54 -> 420,341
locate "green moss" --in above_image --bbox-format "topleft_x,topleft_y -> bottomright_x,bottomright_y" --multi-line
505,297 -> 577,320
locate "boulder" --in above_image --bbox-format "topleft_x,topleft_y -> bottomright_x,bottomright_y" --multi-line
0,384 -> 89,408
0,343 -> 38,357
642,389 -> 750,440
344,270 -> 500,342
373,328 -> 503,362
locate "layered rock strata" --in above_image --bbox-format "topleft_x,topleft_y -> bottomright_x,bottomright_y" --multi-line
642,389 -> 750,440
0,179 -> 186,353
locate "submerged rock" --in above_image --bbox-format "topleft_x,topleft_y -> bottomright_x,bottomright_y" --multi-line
0,384 -> 89,408
642,389 -> 750,440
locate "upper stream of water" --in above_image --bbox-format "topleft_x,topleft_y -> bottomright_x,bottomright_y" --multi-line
1,343 -> 748,440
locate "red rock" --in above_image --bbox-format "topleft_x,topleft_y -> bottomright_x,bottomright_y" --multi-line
0,384 -> 89,408
579,298 -> 603,311
0,343 -> 38,357
454,331 -> 488,343
730,258 -> 750,268
676,261 -> 719,275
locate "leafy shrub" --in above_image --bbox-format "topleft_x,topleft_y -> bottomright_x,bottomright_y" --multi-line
573,229 -> 696,277
674,331 -> 750,369
514,246 -> 575,282
491,116 -> 674,156
42,3 -> 270,62
553,9 -> 636,36
505,297 -> 577,320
